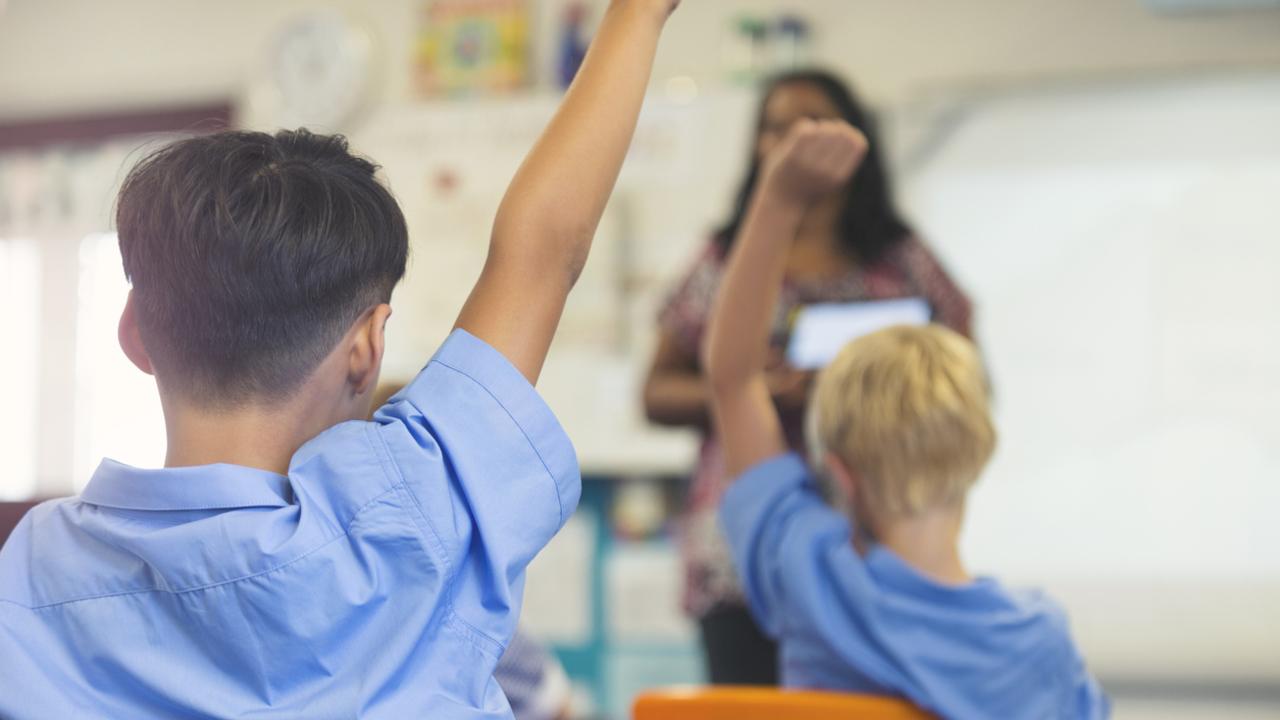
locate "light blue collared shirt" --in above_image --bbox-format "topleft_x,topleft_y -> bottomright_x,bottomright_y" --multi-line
0,330 -> 580,719
721,453 -> 1110,720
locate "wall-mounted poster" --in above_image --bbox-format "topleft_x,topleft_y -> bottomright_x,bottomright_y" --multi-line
414,0 -> 531,97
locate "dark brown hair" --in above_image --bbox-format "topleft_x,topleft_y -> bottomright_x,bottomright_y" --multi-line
718,69 -> 912,263
116,129 -> 408,405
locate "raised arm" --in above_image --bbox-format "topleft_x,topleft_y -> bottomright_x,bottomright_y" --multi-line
454,0 -> 679,383
703,120 -> 867,478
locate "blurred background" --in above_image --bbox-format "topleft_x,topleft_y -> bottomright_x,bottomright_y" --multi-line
1,1 -> 1278,718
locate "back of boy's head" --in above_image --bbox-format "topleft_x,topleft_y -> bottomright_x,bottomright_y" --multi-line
116,129 -> 408,407
809,324 -> 996,519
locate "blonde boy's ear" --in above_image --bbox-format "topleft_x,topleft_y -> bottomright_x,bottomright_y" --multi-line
118,291 -> 154,376
824,451 -> 857,506
825,450 -> 880,545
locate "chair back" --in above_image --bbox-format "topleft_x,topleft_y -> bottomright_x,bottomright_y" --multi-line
633,686 -> 933,720
0,500 -> 41,548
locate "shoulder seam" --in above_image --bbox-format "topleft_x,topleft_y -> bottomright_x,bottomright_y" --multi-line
364,422 -> 454,577
417,358 -> 567,654
428,358 -> 566,524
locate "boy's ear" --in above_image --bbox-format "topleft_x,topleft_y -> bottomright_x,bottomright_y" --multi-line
824,451 -> 858,506
347,304 -> 392,396
118,291 -> 154,376
827,451 -> 882,543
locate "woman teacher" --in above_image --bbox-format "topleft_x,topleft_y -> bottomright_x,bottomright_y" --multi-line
643,69 -> 974,685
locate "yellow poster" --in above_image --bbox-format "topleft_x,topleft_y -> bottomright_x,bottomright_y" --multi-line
415,0 -> 531,98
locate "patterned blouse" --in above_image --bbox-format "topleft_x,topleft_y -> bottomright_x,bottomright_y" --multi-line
657,235 -> 974,618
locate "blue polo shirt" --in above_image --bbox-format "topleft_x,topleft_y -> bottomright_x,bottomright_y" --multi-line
721,453 -> 1110,720
0,330 -> 580,719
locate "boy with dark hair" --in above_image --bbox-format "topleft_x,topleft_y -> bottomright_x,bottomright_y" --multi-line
0,1 -> 679,717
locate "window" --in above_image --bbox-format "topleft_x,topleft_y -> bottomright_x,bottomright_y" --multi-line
0,238 -> 41,499
73,233 -> 166,488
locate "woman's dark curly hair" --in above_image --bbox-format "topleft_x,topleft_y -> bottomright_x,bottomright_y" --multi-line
716,69 -> 912,264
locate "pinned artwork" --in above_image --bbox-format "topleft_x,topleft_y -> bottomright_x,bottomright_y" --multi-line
414,0 -> 531,98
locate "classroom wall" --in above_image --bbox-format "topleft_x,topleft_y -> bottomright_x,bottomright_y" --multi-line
6,0 -> 1277,478
3,0 -> 1280,122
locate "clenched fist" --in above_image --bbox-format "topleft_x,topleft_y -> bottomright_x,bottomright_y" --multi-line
760,119 -> 868,207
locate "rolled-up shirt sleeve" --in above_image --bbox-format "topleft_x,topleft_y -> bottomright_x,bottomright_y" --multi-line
371,329 -> 580,651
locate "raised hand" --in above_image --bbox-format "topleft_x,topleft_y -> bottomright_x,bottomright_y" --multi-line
643,0 -> 682,18
703,120 -> 866,477
615,0 -> 681,23
760,119 -> 868,207
455,0 -> 675,382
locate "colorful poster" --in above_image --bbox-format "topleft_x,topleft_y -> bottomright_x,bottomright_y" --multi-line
414,0 -> 531,97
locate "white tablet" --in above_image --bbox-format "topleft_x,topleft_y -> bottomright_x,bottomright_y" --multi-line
785,297 -> 932,370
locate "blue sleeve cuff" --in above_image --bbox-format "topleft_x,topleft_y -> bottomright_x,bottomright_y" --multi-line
406,329 -> 581,525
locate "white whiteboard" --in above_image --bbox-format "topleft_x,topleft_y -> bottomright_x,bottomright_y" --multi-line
902,74 -> 1280,681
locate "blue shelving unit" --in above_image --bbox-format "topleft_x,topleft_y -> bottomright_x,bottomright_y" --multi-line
547,477 -> 703,718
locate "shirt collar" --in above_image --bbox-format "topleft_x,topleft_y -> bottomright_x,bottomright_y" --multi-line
81,458 -> 293,511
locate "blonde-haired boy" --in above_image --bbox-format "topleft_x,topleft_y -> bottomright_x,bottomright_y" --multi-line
703,119 -> 1108,719
809,324 -> 994,521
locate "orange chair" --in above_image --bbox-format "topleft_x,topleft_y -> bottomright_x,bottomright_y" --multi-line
633,686 -> 933,720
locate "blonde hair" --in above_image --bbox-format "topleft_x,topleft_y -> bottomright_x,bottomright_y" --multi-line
808,324 -> 996,519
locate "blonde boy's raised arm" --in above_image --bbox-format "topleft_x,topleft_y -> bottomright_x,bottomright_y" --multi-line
454,0 -> 679,383
704,120 -> 868,479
